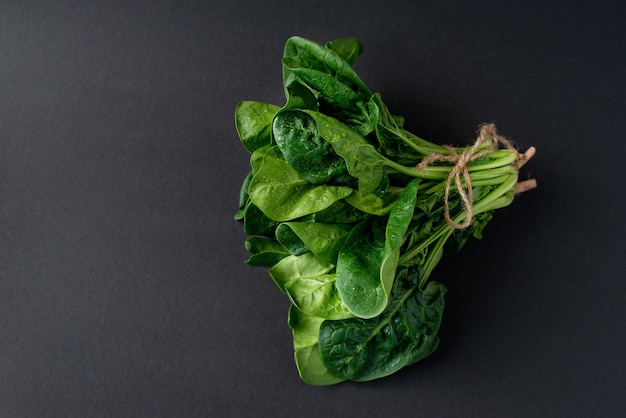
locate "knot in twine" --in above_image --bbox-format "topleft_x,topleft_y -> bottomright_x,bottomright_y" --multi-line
416,123 -> 517,230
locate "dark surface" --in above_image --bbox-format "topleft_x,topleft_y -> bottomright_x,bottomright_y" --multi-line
1,1 -> 625,417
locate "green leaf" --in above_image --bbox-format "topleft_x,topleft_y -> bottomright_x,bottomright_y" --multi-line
289,304 -> 325,350
285,274 -> 354,320
234,170 -> 254,221
300,109 -> 388,196
273,110 -> 356,186
335,216 -> 388,318
235,101 -> 280,153
278,222 -> 354,262
244,236 -> 290,267
275,223 -> 310,256
288,306 -> 346,385
282,36 -> 373,135
302,199 -> 369,224
247,146 -> 353,221
325,37 -> 364,66
318,271 -> 447,382
335,180 -> 420,319
268,252 -> 334,293
243,202 -> 279,237
345,187 -> 402,216
380,179 -> 420,302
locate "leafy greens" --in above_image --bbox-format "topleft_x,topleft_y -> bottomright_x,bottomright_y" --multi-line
234,36 -> 536,385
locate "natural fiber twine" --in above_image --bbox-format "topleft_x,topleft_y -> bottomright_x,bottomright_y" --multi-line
416,123 -> 519,230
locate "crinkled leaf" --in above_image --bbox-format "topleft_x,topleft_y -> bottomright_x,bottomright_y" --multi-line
282,36 -> 373,135
273,110 -> 356,186
300,109 -> 388,195
319,271 -> 446,382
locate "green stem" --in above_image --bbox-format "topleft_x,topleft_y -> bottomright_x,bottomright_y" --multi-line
472,172 -> 518,214
418,228 -> 454,289
399,129 -> 450,155
468,150 -> 518,171
397,171 -> 518,271
398,221 -> 450,265
384,158 -> 518,182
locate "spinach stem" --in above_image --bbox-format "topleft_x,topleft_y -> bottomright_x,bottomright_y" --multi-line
398,171 -> 518,271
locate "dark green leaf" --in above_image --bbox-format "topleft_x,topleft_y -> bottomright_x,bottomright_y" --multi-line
282,36 -> 373,135
243,202 -> 279,237
276,223 -> 310,256
234,170 -> 254,221
318,270 -> 446,381
300,109 -> 388,196
273,110 -> 356,186
380,179 -> 420,300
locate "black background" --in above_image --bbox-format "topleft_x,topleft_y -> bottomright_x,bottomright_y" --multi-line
1,1 -> 625,417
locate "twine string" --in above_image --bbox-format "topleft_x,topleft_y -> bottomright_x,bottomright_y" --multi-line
416,123 -> 517,229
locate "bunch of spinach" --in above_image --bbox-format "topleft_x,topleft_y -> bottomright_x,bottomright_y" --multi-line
234,36 -> 536,385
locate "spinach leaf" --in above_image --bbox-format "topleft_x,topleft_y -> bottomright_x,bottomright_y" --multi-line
284,274 -> 354,320
335,180 -> 420,318
234,170 -> 254,221
273,109 -> 356,187
244,236 -> 290,267
345,186 -> 402,216
277,222 -> 353,262
242,202 -> 279,237
300,109 -> 389,196
282,36 -> 373,135
318,269 -> 446,382
247,146 -> 353,221
302,199 -> 368,224
380,179 -> 420,299
335,216 -> 388,318
275,223 -> 310,256
325,37 -> 364,66
288,306 -> 346,385
235,101 -> 280,153
268,252 -> 334,293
